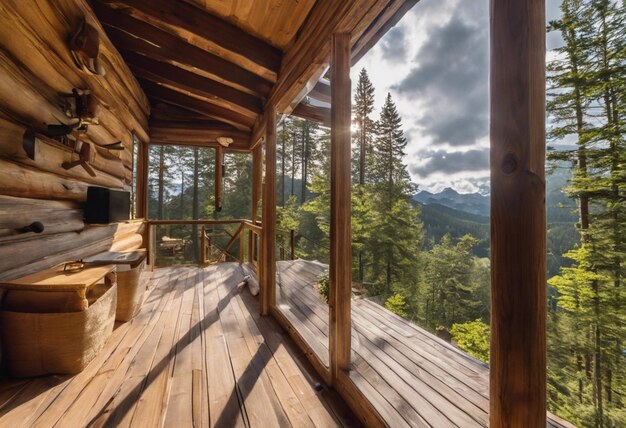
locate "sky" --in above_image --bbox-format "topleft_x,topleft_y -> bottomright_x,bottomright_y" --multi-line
352,0 -> 564,194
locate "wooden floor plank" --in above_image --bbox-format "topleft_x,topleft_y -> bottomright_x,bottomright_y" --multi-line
46,269 -> 178,428
202,265 -> 247,428
0,263 -> 358,428
238,290 -> 351,428
163,268 -> 197,427
214,264 -> 289,427
126,269 -> 191,427
87,271 -> 182,427
228,271 -> 316,427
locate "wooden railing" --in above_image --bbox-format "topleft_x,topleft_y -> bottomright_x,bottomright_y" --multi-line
147,219 -> 262,271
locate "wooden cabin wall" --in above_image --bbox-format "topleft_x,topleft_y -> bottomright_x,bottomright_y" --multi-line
0,0 -> 150,283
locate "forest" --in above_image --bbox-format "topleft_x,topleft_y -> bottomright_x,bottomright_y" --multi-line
146,1 -> 624,425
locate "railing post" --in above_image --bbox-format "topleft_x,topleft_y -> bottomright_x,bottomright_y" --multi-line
239,228 -> 244,264
200,225 -> 206,265
289,229 -> 295,260
247,230 -> 253,264
148,223 -> 156,271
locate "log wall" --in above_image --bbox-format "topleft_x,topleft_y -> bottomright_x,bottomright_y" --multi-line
0,0 -> 149,282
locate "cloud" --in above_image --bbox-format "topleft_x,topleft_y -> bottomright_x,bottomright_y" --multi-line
546,0 -> 564,50
392,1 -> 489,148
380,27 -> 408,63
409,149 -> 489,177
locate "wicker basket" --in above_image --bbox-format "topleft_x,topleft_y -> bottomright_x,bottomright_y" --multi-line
0,282 -> 117,377
84,251 -> 148,322
115,259 -> 147,321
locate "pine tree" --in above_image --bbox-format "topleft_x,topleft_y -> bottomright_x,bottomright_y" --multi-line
352,68 -> 376,185
352,68 -> 377,282
547,1 -> 626,425
366,93 -> 422,298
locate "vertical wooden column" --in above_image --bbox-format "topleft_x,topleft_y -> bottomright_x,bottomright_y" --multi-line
260,109 -> 276,316
250,146 -> 262,262
490,1 -> 546,426
136,138 -> 149,219
215,145 -> 223,212
329,32 -> 352,382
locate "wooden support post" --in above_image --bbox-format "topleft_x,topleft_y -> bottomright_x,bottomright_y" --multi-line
200,225 -> 206,265
148,224 -> 156,270
136,137 -> 149,219
215,145 -> 223,212
490,1 -> 546,427
329,33 -> 352,383
260,109 -> 276,316
250,146 -> 261,262
239,230 -> 244,264
289,229 -> 295,260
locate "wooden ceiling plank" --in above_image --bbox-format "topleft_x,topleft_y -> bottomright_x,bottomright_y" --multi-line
93,3 -> 273,96
139,80 -> 255,131
123,51 -> 262,116
97,0 -> 281,74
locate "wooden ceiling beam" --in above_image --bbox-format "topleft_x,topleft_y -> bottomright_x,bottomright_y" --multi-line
148,138 -> 250,152
97,0 -> 281,77
351,0 -> 420,64
292,103 -> 331,127
140,80 -> 255,131
308,80 -> 331,104
251,0 -> 394,147
123,51 -> 262,116
93,3 -> 273,96
150,102 -> 216,122
150,120 -> 250,148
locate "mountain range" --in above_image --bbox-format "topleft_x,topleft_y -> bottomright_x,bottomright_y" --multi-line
412,164 -> 579,275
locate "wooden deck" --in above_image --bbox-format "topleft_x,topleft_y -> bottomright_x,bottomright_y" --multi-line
0,264 -> 358,427
275,260 -> 576,428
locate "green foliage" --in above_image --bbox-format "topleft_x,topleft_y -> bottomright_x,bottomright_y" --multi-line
317,272 -> 329,303
420,234 -> 489,330
546,1 -> 626,425
450,320 -> 490,363
384,293 -> 408,318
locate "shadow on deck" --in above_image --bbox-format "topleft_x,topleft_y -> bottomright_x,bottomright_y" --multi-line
274,259 -> 576,428
0,264 -> 358,427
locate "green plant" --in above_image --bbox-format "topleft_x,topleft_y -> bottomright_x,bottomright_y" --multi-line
384,293 -> 408,318
317,272 -> 329,303
450,319 -> 490,363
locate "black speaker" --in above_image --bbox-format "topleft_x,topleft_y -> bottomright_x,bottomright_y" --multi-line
84,186 -> 130,224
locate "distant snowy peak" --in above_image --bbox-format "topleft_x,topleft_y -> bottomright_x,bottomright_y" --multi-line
413,188 -> 490,217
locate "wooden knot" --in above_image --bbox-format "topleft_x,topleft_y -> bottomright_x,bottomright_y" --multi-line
501,153 -> 518,174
